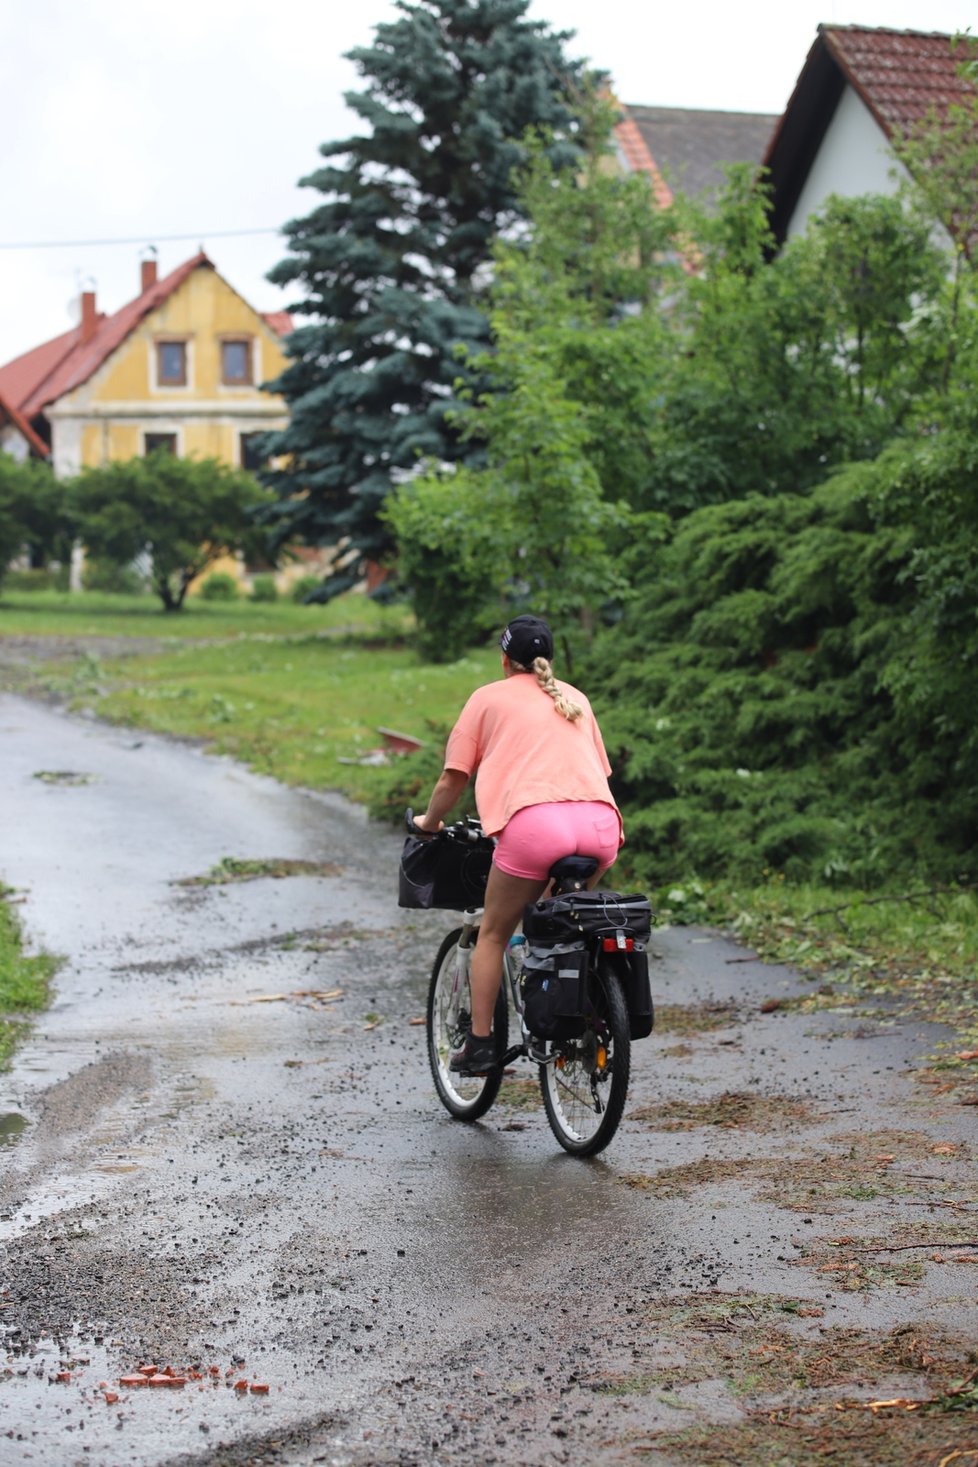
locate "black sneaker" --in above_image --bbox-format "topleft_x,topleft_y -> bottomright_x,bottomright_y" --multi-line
449,1034 -> 498,1075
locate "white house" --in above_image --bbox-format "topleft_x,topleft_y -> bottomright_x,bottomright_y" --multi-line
764,25 -> 973,245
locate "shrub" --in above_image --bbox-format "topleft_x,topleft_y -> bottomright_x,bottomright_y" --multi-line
291,574 -> 322,604
2,567 -> 66,593
199,572 -> 240,602
81,559 -> 148,595
249,574 -> 278,603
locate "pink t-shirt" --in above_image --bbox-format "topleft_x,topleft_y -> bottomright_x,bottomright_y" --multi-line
444,673 -> 622,840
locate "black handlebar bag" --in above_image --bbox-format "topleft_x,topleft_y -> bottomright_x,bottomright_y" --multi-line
398,835 -> 493,910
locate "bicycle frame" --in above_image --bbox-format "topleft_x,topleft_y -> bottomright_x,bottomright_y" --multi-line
453,903 -> 569,1069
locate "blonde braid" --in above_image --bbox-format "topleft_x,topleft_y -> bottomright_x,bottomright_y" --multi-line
511,655 -> 584,721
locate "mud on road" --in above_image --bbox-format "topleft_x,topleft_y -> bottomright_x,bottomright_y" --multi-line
1,692 -> 976,1467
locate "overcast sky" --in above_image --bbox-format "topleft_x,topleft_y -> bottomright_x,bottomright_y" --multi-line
1,0 -> 974,365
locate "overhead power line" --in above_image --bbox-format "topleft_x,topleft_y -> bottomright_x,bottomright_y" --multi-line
0,227 -> 282,251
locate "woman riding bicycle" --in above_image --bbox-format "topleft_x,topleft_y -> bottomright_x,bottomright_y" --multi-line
413,614 -> 623,1075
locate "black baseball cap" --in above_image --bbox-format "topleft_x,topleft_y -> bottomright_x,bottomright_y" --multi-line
499,614 -> 554,665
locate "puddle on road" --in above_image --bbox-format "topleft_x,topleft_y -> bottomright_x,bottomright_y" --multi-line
0,1112 -> 28,1144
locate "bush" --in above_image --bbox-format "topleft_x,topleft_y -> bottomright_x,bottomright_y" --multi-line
585,449 -> 978,888
2,567 -> 67,593
249,574 -> 278,603
291,574 -> 322,604
81,558 -> 147,595
199,572 -> 240,602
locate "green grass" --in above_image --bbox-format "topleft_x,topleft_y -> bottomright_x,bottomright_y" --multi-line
0,589 -> 498,806
0,887 -> 58,1067
0,587 -> 411,640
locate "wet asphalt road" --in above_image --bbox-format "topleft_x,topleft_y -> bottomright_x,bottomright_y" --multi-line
1,693 -> 976,1467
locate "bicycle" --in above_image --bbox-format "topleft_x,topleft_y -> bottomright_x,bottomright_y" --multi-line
408,812 -> 651,1157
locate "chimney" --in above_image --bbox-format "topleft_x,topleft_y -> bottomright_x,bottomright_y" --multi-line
80,290 -> 97,343
140,255 -> 158,292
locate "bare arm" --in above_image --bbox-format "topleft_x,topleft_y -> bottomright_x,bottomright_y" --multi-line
414,767 -> 469,835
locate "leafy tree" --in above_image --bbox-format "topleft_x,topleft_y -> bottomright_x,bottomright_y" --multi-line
0,454 -> 72,581
71,454 -> 272,612
261,0 -> 585,594
583,441 -> 977,889
386,347 -> 637,661
641,177 -> 946,512
385,101 -> 674,654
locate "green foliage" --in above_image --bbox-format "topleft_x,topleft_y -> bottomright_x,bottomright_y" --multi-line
70,454 -> 272,612
387,103 -> 664,655
0,453 -> 73,581
199,572 -> 240,602
0,884 -> 57,1066
2,566 -> 67,593
588,441 -> 978,887
290,574 -> 322,604
261,0 -> 586,590
82,558 -> 148,595
248,574 -> 278,603
641,180 -> 946,512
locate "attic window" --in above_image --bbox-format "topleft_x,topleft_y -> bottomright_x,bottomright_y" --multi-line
157,340 -> 187,386
221,339 -> 252,385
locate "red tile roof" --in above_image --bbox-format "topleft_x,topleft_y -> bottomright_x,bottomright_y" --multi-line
614,114 -> 674,208
821,24 -> 976,135
618,105 -> 777,205
260,310 -> 294,337
0,393 -> 50,457
0,252 -> 213,419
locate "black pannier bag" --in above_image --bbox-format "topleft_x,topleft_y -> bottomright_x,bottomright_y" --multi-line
521,943 -> 589,1041
523,890 -> 654,1041
621,950 -> 654,1040
398,835 -> 493,910
523,890 -> 652,944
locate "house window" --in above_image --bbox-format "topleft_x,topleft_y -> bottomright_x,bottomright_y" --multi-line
145,433 -> 177,456
240,432 -> 266,471
221,339 -> 252,385
156,341 -> 187,386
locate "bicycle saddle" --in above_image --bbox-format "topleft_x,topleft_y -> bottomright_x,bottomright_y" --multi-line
549,854 -> 599,889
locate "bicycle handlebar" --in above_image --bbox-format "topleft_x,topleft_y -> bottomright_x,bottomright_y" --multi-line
405,808 -> 487,843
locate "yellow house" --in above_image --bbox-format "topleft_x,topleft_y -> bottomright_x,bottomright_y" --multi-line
0,251 -> 291,479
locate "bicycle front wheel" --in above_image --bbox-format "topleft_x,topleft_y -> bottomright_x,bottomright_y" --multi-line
427,926 -> 509,1122
540,961 -> 630,1156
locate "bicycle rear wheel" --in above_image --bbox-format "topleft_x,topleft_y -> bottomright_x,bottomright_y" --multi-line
427,926 -> 509,1122
540,961 -> 630,1156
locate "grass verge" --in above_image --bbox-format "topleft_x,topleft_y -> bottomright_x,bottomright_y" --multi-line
0,886 -> 58,1068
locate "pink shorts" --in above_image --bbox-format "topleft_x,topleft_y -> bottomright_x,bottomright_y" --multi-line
493,801 -> 622,881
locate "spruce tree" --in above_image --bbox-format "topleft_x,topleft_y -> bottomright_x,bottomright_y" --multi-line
262,0 -> 584,592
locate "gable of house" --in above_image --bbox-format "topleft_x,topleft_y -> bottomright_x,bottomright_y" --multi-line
0,254 -> 293,479
765,26 -> 976,244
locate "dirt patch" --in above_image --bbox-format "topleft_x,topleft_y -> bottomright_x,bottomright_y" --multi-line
638,1402 -> 978,1467
797,1223 -> 978,1294
629,1090 -> 817,1132
655,1001 -> 740,1035
176,856 -> 343,886
618,1128 -> 975,1214
496,1077 -> 542,1112
608,1297 -> 978,1466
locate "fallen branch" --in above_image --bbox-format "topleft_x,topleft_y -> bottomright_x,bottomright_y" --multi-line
805,883 -> 974,920
845,1241 -> 978,1253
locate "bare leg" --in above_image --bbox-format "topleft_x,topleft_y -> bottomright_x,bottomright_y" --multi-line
470,865 -> 547,1037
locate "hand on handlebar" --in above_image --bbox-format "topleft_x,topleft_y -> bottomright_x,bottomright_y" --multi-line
406,807 -> 442,839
